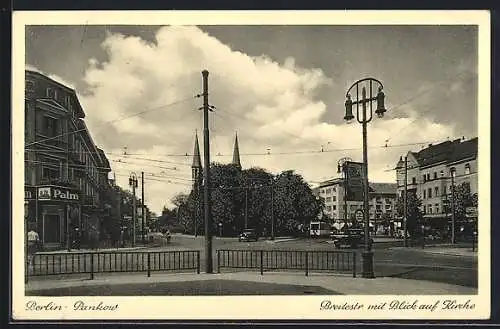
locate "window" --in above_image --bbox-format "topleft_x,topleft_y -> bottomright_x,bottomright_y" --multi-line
326,206 -> 332,212
426,173 -> 430,181
428,205 -> 433,214
376,205 -> 382,210
435,204 -> 439,214
320,189 -> 325,195
332,196 -> 337,202
385,204 -> 392,210
42,166 -> 60,181
422,175 -> 426,183
412,177 -> 416,184
428,188 -> 432,198
43,116 -> 58,137
325,197 -> 332,203
465,163 -> 471,175
450,167 -> 456,177
332,187 -> 336,192
332,205 -> 337,210
423,189 -> 426,199
440,170 -> 444,177
46,87 -> 58,100
433,172 -> 438,179
434,187 -> 439,197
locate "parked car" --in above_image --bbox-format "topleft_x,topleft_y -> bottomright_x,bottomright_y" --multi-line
330,228 -> 374,249
238,229 -> 258,242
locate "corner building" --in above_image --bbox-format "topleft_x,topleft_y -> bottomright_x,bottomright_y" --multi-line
24,70 -> 111,248
395,137 -> 478,233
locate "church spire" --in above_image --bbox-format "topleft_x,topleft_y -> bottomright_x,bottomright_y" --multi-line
232,132 -> 241,169
192,131 -> 202,182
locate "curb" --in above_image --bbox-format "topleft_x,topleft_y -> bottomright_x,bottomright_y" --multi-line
265,238 -> 298,244
35,246 -> 149,254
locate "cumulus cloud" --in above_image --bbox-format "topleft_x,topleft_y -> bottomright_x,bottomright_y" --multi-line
76,26 -> 457,213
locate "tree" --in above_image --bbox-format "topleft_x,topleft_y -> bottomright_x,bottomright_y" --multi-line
167,164 -> 321,238
452,182 -> 476,221
273,170 -> 323,235
396,191 -> 423,236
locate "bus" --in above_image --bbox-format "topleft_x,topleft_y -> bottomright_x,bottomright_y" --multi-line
309,221 -> 332,238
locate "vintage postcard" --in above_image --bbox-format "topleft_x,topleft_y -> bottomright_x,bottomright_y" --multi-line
11,10 -> 490,321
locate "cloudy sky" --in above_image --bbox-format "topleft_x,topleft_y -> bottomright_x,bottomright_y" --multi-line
25,24 -> 478,214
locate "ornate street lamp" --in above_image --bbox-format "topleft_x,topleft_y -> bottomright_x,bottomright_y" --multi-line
343,78 -> 387,279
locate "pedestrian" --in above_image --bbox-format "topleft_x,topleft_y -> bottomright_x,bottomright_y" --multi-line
73,227 -> 81,250
27,228 -> 40,267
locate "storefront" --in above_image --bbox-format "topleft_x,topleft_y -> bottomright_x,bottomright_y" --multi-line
24,185 -> 81,247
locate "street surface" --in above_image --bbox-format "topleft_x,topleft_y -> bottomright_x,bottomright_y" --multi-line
27,235 -> 477,288
162,235 -> 477,287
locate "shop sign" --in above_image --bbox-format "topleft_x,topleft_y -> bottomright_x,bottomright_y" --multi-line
37,186 -> 80,202
25,186 -> 36,200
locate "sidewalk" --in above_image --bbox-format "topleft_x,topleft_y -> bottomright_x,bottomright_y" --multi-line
35,246 -> 149,254
25,271 -> 476,295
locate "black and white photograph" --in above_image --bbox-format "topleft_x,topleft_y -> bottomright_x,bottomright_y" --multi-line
12,10 -> 490,320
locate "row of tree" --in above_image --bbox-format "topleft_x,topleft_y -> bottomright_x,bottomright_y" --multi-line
157,164 -> 323,237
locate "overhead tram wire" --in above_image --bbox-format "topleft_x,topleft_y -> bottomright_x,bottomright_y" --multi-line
384,73 -> 477,146
109,159 -> 191,175
210,70 -> 475,154
25,94 -> 200,148
24,158 -> 191,181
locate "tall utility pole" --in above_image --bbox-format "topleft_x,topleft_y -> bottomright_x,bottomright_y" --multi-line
202,70 -> 213,274
270,178 -> 275,240
129,172 -> 138,247
403,156 -> 408,247
141,171 -> 145,245
132,184 -> 137,247
450,168 -> 456,244
244,186 -> 248,229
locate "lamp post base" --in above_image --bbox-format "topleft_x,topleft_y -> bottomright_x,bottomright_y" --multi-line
361,250 -> 375,279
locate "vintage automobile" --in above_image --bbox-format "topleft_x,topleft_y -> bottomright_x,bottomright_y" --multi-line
330,228 -> 374,249
238,228 -> 259,242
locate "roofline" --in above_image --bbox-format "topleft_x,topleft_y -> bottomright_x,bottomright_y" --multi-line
26,69 -> 86,118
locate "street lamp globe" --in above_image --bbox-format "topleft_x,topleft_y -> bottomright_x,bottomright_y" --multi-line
344,94 -> 355,122
375,86 -> 387,118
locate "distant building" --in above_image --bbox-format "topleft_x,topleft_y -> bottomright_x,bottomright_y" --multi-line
395,137 -> 478,230
314,178 -> 397,230
24,70 -> 112,247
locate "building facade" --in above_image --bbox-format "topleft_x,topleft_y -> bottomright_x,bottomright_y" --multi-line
395,137 -> 478,233
24,70 -> 112,248
315,178 -> 397,232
